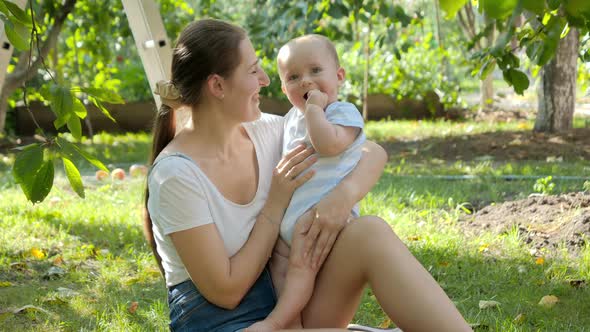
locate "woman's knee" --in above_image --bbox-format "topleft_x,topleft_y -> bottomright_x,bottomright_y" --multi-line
340,216 -> 399,247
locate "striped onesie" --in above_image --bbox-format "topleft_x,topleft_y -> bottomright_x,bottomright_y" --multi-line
280,101 -> 365,246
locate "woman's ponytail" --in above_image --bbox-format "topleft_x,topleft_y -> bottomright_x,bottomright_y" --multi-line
144,104 -> 176,277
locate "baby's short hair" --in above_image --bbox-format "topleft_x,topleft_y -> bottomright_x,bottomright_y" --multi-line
280,34 -> 340,66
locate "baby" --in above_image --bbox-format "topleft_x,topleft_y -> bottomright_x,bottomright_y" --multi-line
247,34 -> 365,331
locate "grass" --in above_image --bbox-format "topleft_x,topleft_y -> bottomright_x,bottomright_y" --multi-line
1,120 -> 589,331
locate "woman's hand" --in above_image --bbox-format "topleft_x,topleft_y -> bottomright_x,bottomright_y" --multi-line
301,187 -> 355,269
267,145 -> 316,209
301,141 -> 387,268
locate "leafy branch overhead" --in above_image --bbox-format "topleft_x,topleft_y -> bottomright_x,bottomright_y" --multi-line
440,0 -> 590,95
1,0 -> 123,203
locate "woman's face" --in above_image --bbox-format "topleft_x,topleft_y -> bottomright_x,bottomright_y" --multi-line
223,38 -> 270,122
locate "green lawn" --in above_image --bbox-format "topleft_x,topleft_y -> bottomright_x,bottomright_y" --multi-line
1,120 -> 589,331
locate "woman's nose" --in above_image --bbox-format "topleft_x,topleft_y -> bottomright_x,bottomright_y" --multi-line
259,69 -> 270,87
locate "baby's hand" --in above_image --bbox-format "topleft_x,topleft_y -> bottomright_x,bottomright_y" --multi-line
305,89 -> 328,110
244,319 -> 281,332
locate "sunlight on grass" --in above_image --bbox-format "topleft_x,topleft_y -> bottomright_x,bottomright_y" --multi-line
1,128 -> 589,331
364,119 -> 534,142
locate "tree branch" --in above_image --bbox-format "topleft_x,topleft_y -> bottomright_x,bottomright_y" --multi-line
3,0 -> 76,92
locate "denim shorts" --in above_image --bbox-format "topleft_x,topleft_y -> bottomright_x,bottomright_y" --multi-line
167,268 -> 277,332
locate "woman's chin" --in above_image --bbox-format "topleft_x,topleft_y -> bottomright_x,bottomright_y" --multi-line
246,108 -> 262,122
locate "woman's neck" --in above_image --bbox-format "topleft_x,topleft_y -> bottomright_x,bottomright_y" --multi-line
176,103 -> 246,161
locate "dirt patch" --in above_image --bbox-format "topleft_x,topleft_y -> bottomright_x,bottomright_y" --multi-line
459,192 -> 590,254
382,128 -> 590,162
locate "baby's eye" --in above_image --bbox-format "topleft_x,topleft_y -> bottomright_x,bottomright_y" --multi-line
288,74 -> 299,81
312,67 -> 322,73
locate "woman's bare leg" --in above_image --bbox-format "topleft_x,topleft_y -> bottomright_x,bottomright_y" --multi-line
301,216 -> 471,332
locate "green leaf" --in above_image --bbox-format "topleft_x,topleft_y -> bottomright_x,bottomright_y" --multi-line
535,18 -> 563,66
547,0 -> 560,10
30,160 -> 54,203
53,113 -> 70,130
3,0 -> 32,27
439,0 -> 469,19
56,136 -> 108,172
526,40 -> 543,61
80,87 -> 125,104
479,59 -> 496,80
491,29 -> 513,57
66,116 -> 82,141
72,97 -> 87,119
508,69 -> 530,95
62,157 -> 84,198
4,20 -> 29,51
12,143 -> 43,200
501,52 -> 520,69
480,0 -> 518,19
564,0 -> 590,18
392,5 -> 412,27
49,85 -> 74,120
327,3 -> 348,19
0,1 -> 9,16
91,98 -> 116,122
522,0 -> 545,15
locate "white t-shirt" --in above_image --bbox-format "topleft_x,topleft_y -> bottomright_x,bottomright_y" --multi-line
147,113 -> 284,287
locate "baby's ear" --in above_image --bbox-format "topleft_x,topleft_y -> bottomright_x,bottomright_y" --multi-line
337,67 -> 346,86
281,83 -> 287,94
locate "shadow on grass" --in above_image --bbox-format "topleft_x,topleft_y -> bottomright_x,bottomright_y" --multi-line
3,211 -> 589,330
393,245 -> 589,330
1,208 -> 168,330
1,278 -> 167,330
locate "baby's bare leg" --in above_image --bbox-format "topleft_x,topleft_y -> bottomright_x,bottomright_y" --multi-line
269,238 -> 290,297
254,210 -> 318,330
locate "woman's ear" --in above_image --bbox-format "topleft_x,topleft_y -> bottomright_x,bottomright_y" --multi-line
206,74 -> 226,100
337,67 -> 346,87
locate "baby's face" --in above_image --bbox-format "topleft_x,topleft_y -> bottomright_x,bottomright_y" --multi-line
278,38 -> 344,111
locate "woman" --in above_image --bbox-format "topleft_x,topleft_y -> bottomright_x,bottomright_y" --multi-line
145,19 -> 471,332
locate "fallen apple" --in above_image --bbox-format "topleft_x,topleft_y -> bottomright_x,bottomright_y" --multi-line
95,170 -> 109,181
129,164 -> 148,178
111,168 -> 126,180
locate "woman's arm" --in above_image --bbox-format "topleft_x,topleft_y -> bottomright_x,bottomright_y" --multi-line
170,145 -> 316,309
302,140 -> 388,268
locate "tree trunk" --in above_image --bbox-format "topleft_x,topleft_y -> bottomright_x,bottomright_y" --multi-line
0,91 -> 10,133
480,16 -> 495,110
362,21 -> 371,121
434,0 -> 443,49
480,73 -> 494,109
534,29 -> 579,133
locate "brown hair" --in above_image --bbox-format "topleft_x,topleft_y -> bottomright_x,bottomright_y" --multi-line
143,19 -> 246,276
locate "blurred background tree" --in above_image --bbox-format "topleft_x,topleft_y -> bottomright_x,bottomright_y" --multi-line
2,0 -> 589,203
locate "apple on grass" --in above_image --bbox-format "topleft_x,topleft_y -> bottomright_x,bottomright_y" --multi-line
111,168 -> 126,181
95,170 -> 109,181
129,164 -> 148,178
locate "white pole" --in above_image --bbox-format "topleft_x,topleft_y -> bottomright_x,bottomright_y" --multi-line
120,0 -> 172,109
121,0 -> 190,132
